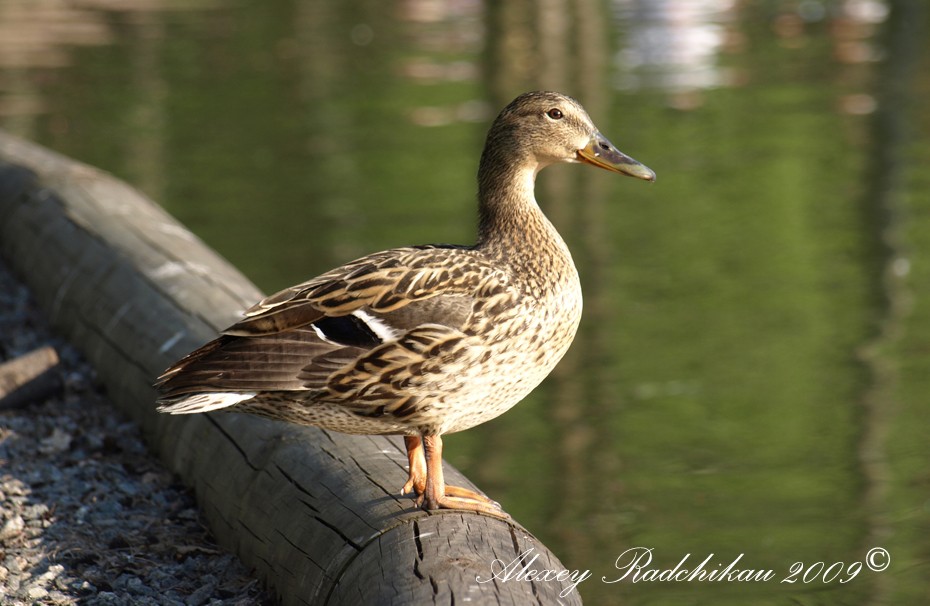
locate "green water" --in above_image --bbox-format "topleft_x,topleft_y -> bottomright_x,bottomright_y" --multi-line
2,1 -> 928,604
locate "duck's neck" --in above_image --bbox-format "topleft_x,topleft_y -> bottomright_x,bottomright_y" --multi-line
477,160 -> 538,245
477,133 -> 543,238
475,150 -> 574,273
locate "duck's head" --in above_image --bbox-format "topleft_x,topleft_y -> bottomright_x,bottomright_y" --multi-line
484,91 -> 655,182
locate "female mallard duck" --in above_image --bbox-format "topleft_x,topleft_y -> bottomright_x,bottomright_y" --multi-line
156,91 -> 654,516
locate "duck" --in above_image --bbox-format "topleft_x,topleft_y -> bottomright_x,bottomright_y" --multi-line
155,91 -> 655,517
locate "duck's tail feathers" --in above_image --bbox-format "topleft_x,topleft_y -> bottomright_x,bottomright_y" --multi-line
156,392 -> 256,415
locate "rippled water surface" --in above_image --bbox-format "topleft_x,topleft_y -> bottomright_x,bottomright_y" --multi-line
2,1 -> 928,604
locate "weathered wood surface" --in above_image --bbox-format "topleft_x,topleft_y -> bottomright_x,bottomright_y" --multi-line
0,130 -> 583,605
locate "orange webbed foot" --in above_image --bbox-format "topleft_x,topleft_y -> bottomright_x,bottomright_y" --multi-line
402,435 -> 509,518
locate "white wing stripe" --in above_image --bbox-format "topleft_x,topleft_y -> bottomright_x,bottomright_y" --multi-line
352,309 -> 402,343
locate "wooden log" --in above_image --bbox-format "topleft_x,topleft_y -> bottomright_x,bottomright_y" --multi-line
0,130 -> 583,605
0,345 -> 61,410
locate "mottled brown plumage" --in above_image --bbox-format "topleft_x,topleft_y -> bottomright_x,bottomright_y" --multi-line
156,91 -> 654,516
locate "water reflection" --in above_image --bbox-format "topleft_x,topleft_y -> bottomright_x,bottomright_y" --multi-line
613,0 -> 739,96
0,0 -> 107,131
1,1 -> 928,604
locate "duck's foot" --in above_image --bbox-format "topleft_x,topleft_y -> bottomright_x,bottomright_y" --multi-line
416,484 -> 507,517
401,435 -> 509,518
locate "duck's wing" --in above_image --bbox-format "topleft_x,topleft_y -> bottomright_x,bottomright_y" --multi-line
225,246 -> 489,336
155,245 -> 510,414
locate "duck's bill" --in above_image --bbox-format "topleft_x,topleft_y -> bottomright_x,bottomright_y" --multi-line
578,133 -> 656,182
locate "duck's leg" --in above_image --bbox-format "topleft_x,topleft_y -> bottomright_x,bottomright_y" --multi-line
401,435 -> 507,516
402,436 -> 497,503
401,436 -> 427,495
420,435 -> 508,517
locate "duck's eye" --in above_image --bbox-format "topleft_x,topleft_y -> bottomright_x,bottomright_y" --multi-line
546,108 -> 563,120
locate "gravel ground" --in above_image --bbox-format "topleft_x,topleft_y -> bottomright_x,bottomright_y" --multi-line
0,259 -> 274,606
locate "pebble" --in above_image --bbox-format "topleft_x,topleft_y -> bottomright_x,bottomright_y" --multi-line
0,260 -> 273,605
0,515 -> 25,541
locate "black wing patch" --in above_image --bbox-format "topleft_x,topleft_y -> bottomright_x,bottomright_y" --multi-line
313,315 -> 383,348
